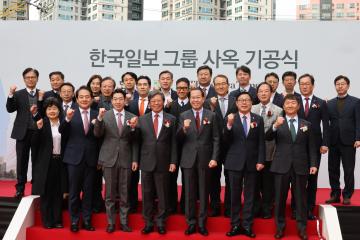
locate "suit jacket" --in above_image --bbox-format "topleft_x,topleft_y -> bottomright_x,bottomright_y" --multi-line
98,95 -> 113,110
138,112 -> 177,172
252,103 -> 283,161
94,110 -> 138,168
205,85 -> 216,99
59,108 -> 99,167
272,92 -> 284,108
266,118 -> 317,175
327,95 -> 360,146
126,98 -> 152,116
6,88 -> 39,140
44,90 -> 62,102
229,86 -> 259,104
32,118 -> 67,195
166,100 -> 192,122
161,88 -> 178,101
177,108 -> 220,169
298,95 -> 330,151
223,113 -> 265,172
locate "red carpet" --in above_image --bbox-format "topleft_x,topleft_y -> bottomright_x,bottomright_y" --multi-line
1,180 -> 359,239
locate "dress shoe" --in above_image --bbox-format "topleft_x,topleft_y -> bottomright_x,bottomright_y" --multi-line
291,210 -> 296,219
308,211 -> 316,220
184,224 -> 196,235
325,196 -> 340,204
106,224 -> 115,233
14,191 -> 24,199
242,228 -> 256,238
208,208 -> 220,217
198,227 -> 209,236
274,229 -> 284,239
70,223 -> 79,232
298,229 -> 308,240
262,212 -> 272,219
226,225 -> 242,236
44,225 -> 53,229
82,222 -> 95,231
120,224 -> 132,232
158,226 -> 166,234
343,198 -> 351,205
141,225 -> 154,234
54,223 -> 64,228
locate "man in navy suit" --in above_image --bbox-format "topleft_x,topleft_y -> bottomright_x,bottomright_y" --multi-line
281,71 -> 301,98
59,86 -> 99,232
326,75 -> 360,205
43,71 -> 64,102
297,74 -> 330,219
229,65 -> 259,104
121,72 -> 139,101
197,65 -> 216,99
6,67 -> 40,198
264,72 -> 284,108
158,70 -> 178,107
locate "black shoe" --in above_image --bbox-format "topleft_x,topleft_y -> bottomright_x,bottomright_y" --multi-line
308,211 -> 316,220
262,210 -> 272,219
291,210 -> 296,219
70,223 -> 79,232
83,222 -> 95,231
158,226 -> 166,234
106,224 -> 115,233
141,225 -> 154,234
120,224 -> 132,232
343,198 -> 351,205
14,191 -> 24,199
298,229 -> 308,240
226,225 -> 242,236
198,227 -> 209,236
224,209 -> 231,218
54,223 -> 63,228
208,208 -> 220,217
242,228 -> 256,238
274,229 -> 284,239
184,224 -> 196,235
325,196 -> 340,204
44,225 -> 53,229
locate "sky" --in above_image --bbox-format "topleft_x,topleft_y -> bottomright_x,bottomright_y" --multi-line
30,0 -> 296,21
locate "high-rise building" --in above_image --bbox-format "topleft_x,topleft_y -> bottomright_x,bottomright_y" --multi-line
297,0 -> 360,20
161,0 -> 275,21
39,0 -> 143,21
0,0 -> 29,20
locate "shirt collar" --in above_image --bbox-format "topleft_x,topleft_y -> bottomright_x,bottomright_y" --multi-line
239,85 -> 250,92
113,108 -> 125,116
26,88 -> 36,94
50,120 -> 60,127
302,94 -> 313,101
63,101 -> 72,107
152,111 -> 163,118
217,94 -> 229,100
192,108 -> 203,115
286,115 -> 298,122
178,97 -> 189,105
239,112 -> 251,119
79,107 -> 90,113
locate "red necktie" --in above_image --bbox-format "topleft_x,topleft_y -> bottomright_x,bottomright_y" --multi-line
153,113 -> 159,138
304,97 -> 310,117
196,111 -> 200,131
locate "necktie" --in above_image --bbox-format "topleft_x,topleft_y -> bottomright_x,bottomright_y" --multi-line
64,104 -> 69,113
219,97 -> 226,118
304,97 -> 310,117
139,98 -> 145,116
153,113 -> 159,138
29,90 -> 35,97
202,88 -> 207,97
240,88 -> 246,93
289,118 -> 296,142
181,101 -> 184,107
82,110 -> 89,135
261,105 -> 266,118
117,112 -> 123,135
242,115 -> 248,136
195,111 -> 200,131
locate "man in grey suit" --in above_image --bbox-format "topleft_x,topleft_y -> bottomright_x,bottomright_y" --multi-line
266,94 -> 317,240
251,82 -> 283,219
94,89 -> 139,233
177,88 -> 220,236
137,90 -> 177,235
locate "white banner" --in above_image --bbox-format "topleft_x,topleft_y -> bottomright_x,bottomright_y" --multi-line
0,21 -> 359,188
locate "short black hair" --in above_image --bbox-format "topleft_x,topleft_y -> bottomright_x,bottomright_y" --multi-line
137,75 -> 152,86
101,76 -> 116,88
298,73 -> 315,85
282,71 -> 297,82
213,74 -> 229,85
112,88 -> 126,99
256,82 -> 273,93
264,72 -> 279,81
87,74 -> 102,89
49,71 -> 64,80
176,77 -> 190,87
148,90 -> 165,102
121,72 -> 137,83
283,94 -> 300,105
75,86 -> 93,99
59,82 -> 75,92
159,70 -> 173,80
189,87 -> 205,98
43,97 -> 61,113
334,75 -> 350,85
236,65 -> 251,76
235,91 -> 253,102
22,68 -> 39,78
197,65 -> 213,76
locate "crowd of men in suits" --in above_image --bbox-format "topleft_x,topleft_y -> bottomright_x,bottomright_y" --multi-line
6,65 -> 360,240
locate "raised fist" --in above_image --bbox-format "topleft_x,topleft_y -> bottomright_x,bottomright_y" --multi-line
184,119 -> 191,130
66,108 -> 75,121
9,85 -> 17,95
274,116 -> 285,129
227,113 -> 235,127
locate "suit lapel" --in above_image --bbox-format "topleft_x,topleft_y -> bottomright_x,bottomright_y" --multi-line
109,110 -> 119,137
146,113 -> 157,140
235,113 -> 247,138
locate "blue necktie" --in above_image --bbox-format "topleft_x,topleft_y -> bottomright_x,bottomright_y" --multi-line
242,115 -> 248,136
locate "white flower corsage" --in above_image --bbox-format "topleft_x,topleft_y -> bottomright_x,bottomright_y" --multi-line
164,119 -> 171,128
250,121 -> 257,128
300,124 -> 308,132
203,118 -> 211,125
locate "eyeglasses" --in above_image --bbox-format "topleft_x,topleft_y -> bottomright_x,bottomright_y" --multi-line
176,87 -> 189,91
236,99 -> 251,103
214,82 -> 228,87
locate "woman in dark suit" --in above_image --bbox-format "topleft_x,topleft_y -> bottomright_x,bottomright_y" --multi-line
32,97 -> 67,229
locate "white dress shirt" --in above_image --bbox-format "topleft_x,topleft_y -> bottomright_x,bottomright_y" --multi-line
178,97 -> 189,106
50,120 -> 61,154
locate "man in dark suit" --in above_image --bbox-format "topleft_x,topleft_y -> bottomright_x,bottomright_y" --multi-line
43,71 -> 64,102
137,90 -> 177,235
59,82 -> 77,115
159,70 -> 178,107
281,71 -> 301,98
59,86 -> 99,232
204,74 -> 237,217
326,75 -> 360,205
197,65 -> 216,99
266,94 -> 317,240
229,65 -> 259,104
121,72 -> 139,101
177,88 -> 220,236
126,75 -> 152,212
166,77 -> 192,214
6,67 -> 40,198
94,89 -> 139,233
224,92 -> 265,238
98,76 -> 115,110
264,72 -> 284,108
297,74 -> 330,219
